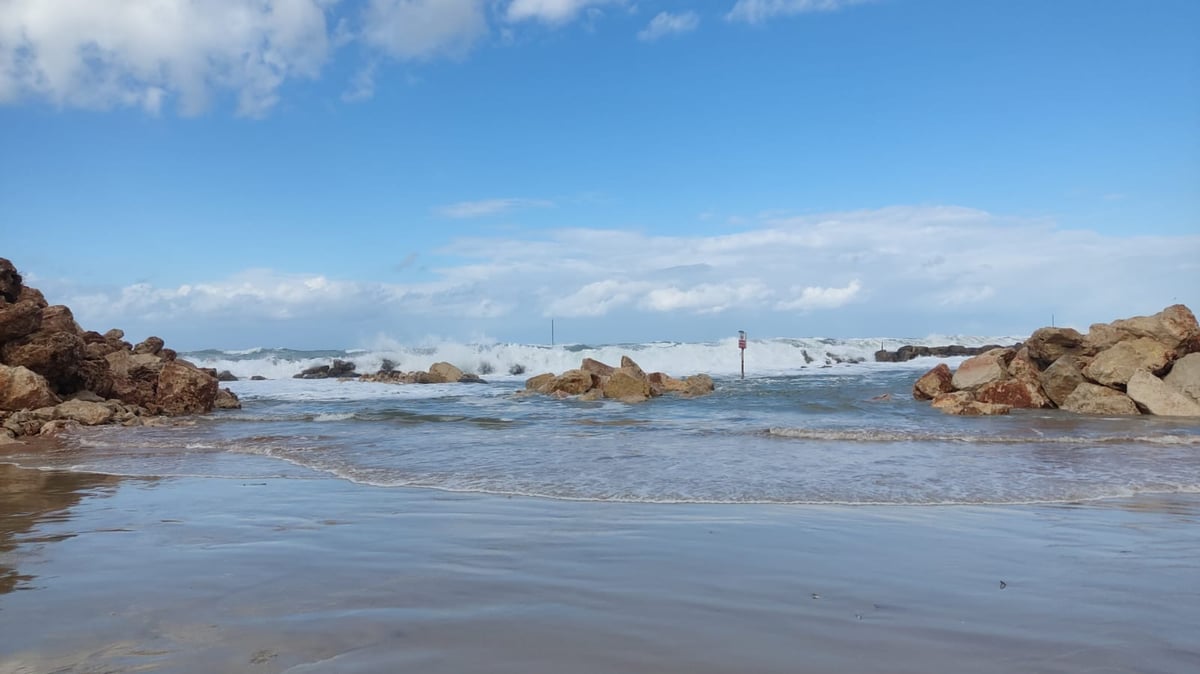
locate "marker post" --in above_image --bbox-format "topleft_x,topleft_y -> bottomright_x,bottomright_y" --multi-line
738,330 -> 747,379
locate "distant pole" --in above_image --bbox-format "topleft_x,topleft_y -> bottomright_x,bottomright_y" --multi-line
738,330 -> 747,379
551,319 -> 555,346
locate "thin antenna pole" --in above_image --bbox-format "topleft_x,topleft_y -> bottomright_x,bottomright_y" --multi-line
551,319 -> 555,346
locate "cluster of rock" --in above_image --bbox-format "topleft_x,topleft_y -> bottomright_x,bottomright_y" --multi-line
295,359 -> 486,384
0,258 -> 239,442
875,343 -> 1014,363
524,356 -> 714,403
913,304 -> 1200,417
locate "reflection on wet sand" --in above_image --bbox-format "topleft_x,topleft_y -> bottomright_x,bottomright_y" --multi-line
0,462 -> 120,594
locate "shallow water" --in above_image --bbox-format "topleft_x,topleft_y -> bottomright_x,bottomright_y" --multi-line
5,366 -> 1198,505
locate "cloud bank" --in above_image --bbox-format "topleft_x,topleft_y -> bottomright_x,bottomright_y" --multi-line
44,205 -> 1200,347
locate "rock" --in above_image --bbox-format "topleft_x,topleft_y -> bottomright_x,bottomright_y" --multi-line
250,375 -> 267,381
103,328 -> 125,341
1060,383 -> 1139,416
0,365 -> 61,411
508,364 -> 526,376
648,372 -> 687,394
133,336 -> 165,355
951,349 -> 1011,391
457,373 -> 487,384
1126,370 -> 1200,417
549,369 -> 597,395
216,370 -> 238,382
602,368 -> 650,402
428,362 -> 464,384
1024,327 -> 1088,367
329,359 -> 357,378
1086,304 -> 1200,353
913,363 -> 954,400
1163,353 -> 1200,402
975,379 -> 1051,409
1,325 -> 86,393
0,257 -> 22,302
155,361 -> 218,415
1039,355 -> 1086,408
874,343 -> 1013,363
215,387 -> 242,410
683,374 -> 715,397
39,419 -> 81,436
526,373 -> 556,391
67,389 -> 106,403
54,400 -> 115,426
931,391 -> 1011,416
0,296 -> 43,343
1006,347 -> 1041,381
578,388 -> 603,401
619,356 -> 646,378
295,364 -> 330,379
580,358 -> 615,377
1083,337 -> 1172,388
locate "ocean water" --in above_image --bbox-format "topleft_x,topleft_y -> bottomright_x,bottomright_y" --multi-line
8,337 -> 1200,506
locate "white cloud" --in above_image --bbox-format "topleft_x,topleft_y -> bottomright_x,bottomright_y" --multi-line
726,0 -> 871,24
435,197 -> 556,218
362,0 -> 488,61
638,11 -> 701,42
0,0 -> 336,117
776,280 -> 861,311
506,0 -> 624,26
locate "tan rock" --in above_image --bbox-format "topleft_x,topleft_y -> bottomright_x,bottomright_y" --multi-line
1163,353 -> 1200,402
951,349 -> 1010,391
1083,337 -> 1172,388
1024,327 -> 1087,367
1039,355 -> 1086,408
0,365 -> 61,411
683,374 -> 715,397
1061,383 -> 1139,415
39,419 -> 80,436
133,336 -> 165,355
1006,347 -> 1041,381
913,363 -> 954,400
619,356 -> 646,378
1126,370 -> 1200,417
1086,304 -> 1200,352
580,358 -> 615,377
155,361 -> 218,415
578,388 -> 603,402
525,373 -> 555,391
549,369 -> 597,395
648,372 -> 687,394
427,361 -> 464,384
975,379 -> 1051,409
931,391 -> 1011,416
54,399 -> 114,426
602,368 -> 650,402
215,387 -> 242,410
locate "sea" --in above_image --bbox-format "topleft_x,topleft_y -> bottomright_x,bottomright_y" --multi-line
8,335 -> 1200,506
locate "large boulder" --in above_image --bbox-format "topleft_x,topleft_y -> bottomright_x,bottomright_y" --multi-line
580,358 -> 615,377
0,365 -> 61,411
1163,353 -> 1200,402
54,399 -> 115,426
950,349 -> 1011,391
1024,327 -> 1087,367
0,296 -> 43,343
619,356 -> 647,379
1082,338 -> 1172,388
132,336 -> 165,355
975,379 -> 1051,409
683,374 -> 715,397
548,369 -> 596,395
0,258 -> 22,302
931,391 -> 1011,416
913,363 -> 954,400
215,387 -> 242,410
427,361 -> 464,384
1086,304 -> 1200,353
602,367 -> 651,402
1039,355 -> 1086,408
1,327 -> 87,393
1060,383 -> 1139,416
155,361 -> 218,415
1126,370 -> 1200,417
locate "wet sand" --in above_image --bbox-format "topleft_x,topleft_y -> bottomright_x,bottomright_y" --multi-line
1,462 -> 1198,673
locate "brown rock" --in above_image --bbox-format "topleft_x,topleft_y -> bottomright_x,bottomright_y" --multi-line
602,368 -> 651,402
215,387 -> 242,410
580,358 -> 615,377
103,328 -> 125,341
1039,355 -> 1086,408
649,372 -> 687,394
0,298 -> 43,343
975,379 -> 1051,409
0,257 -> 22,302
549,369 -> 597,395
155,361 -> 218,415
1,328 -> 86,393
1024,327 -> 1088,367
1086,304 -> 1200,353
427,361 -> 464,384
913,363 -> 954,400
1126,370 -> 1200,417
1060,383 -> 1139,415
619,356 -> 646,378
931,391 -> 1011,416
525,373 -> 555,391
0,365 -> 61,411
133,336 -> 165,355
1083,337 -> 1172,388
54,400 -> 115,426
683,374 -> 715,397
40,305 -> 82,334
39,419 -> 80,437
951,349 -> 1011,391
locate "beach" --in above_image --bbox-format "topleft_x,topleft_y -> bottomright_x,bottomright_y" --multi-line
2,459 -> 1198,674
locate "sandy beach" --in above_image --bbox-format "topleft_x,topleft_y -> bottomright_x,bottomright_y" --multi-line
2,461 -> 1198,674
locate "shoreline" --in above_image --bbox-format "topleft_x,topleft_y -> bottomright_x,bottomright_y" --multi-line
3,464 -> 1199,673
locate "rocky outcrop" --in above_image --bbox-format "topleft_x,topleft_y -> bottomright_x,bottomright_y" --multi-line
914,305 -> 1200,417
295,359 -> 358,379
355,360 -> 488,385
0,257 -> 237,440
874,343 -> 1015,363
525,355 -> 713,403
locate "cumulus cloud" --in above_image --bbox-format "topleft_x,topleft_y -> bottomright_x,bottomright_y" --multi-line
361,0 -> 488,60
50,205 -> 1200,343
506,0 -> 624,26
0,0 -> 336,116
435,197 -> 555,218
726,0 -> 872,24
638,11 -> 701,41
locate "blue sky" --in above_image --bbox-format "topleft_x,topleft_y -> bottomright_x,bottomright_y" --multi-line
1,0 -> 1198,349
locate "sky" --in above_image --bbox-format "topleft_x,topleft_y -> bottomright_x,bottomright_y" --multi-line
1,0 -> 1198,350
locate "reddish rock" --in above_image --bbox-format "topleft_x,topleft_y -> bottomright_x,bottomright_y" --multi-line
931,391 -> 1011,416
975,379 -> 1051,409
913,363 -> 954,400
155,361 -> 218,415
